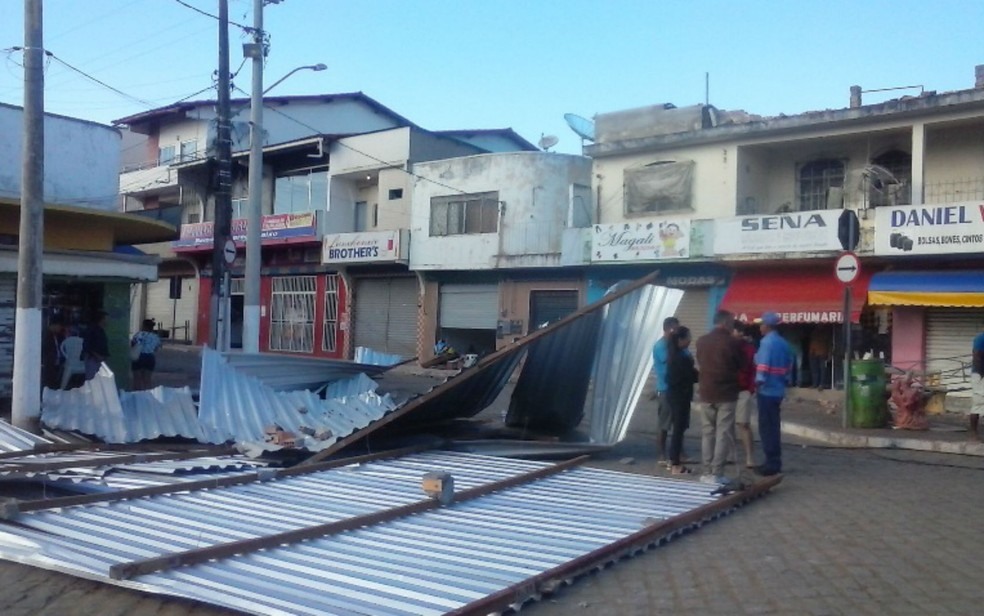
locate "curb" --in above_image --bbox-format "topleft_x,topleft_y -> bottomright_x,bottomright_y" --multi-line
782,421 -> 984,457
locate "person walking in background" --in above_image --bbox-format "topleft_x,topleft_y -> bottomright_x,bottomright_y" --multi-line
652,316 -> 680,467
695,310 -> 745,485
666,326 -> 698,475
131,319 -> 163,391
809,326 -> 832,389
733,320 -> 758,469
969,329 -> 984,441
754,312 -> 794,476
82,311 -> 110,381
41,317 -> 65,391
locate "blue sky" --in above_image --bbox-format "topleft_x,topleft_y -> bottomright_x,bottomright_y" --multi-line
1,0 -> 982,154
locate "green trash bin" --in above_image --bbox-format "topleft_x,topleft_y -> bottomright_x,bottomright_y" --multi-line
849,359 -> 888,428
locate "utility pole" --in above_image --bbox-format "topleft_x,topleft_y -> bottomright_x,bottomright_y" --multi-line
12,0 -> 44,430
243,0 -> 265,353
208,0 -> 233,350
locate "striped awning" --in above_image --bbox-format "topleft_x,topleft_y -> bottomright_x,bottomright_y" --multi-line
868,270 -> 984,307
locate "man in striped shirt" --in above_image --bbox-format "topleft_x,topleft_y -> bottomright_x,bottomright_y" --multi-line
754,312 -> 794,476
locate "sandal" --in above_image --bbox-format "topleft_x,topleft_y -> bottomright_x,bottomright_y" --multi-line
671,466 -> 693,475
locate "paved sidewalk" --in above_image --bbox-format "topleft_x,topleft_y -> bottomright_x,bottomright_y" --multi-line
780,388 -> 984,458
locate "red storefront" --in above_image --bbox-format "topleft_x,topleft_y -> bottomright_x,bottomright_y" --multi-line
175,212 -> 347,358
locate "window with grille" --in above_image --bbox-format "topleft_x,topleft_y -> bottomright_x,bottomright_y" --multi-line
797,159 -> 845,211
429,192 -> 499,236
158,145 -> 175,166
179,139 -> 198,162
269,276 -> 316,353
322,274 -> 340,352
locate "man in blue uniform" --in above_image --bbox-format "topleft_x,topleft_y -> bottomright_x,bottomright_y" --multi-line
754,312 -> 794,476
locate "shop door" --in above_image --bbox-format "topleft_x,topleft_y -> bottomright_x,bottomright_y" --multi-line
674,287 -> 711,341
268,276 -> 316,353
0,277 -> 14,398
926,309 -> 984,401
529,290 -> 579,330
353,277 -> 418,358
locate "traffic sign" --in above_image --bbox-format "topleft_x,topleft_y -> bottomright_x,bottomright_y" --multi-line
223,239 -> 237,264
835,252 -> 860,284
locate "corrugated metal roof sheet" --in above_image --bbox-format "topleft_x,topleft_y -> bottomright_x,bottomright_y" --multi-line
0,420 -> 52,453
221,352 -> 388,391
0,451 -> 760,616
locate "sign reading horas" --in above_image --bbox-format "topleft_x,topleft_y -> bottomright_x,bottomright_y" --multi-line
591,219 -> 690,262
874,201 -> 984,255
714,209 -> 845,255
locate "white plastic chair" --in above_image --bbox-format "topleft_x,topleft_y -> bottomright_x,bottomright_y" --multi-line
59,336 -> 86,389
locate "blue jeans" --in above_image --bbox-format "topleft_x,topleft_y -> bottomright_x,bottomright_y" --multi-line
757,394 -> 783,473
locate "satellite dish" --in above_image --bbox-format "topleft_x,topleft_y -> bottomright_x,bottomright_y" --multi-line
538,134 -> 559,151
564,113 -> 596,141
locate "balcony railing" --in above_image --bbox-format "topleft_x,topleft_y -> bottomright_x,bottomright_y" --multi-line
924,177 -> 984,204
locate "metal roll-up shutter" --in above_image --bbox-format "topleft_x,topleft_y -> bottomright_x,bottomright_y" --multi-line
0,277 -> 14,398
926,309 -> 984,399
353,277 -> 419,357
674,287 -> 711,341
529,290 -> 579,329
439,283 -> 498,329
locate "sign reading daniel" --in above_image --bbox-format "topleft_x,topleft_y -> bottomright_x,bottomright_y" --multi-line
874,201 -> 984,256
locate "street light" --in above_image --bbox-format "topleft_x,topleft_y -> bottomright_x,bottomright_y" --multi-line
263,63 -> 327,95
243,20 -> 327,353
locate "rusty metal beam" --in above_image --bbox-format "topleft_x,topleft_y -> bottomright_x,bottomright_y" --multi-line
1,442 -> 441,520
0,441 -> 234,462
302,270 -> 662,466
447,474 -> 784,616
0,447 -> 236,473
109,454 -> 589,581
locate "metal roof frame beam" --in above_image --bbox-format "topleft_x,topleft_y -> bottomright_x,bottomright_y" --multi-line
0,447 -> 236,474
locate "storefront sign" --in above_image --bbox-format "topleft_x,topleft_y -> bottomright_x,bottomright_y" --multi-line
591,219 -> 690,262
173,212 -> 318,251
321,229 -> 409,264
713,209 -> 843,255
874,201 -> 984,255
736,310 -> 845,324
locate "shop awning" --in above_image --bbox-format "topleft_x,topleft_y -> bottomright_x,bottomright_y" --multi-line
868,271 -> 984,307
719,267 -> 872,324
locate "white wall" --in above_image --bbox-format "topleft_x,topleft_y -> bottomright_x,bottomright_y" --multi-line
330,128 -> 410,175
0,103 -> 120,210
924,122 -> 984,194
410,152 -> 591,270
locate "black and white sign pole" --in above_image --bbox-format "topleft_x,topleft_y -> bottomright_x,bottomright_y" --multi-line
835,251 -> 861,430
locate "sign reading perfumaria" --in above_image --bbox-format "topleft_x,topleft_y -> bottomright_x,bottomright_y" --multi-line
591,219 -> 690,262
713,209 -> 843,255
874,201 -> 984,255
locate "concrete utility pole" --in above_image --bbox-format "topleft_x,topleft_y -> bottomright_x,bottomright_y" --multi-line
243,0 -> 265,354
208,0 -> 233,350
12,0 -> 44,430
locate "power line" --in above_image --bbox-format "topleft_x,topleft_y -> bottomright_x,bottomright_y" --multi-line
173,0 -> 258,34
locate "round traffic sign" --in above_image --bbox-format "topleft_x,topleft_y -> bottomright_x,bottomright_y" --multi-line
223,239 -> 237,265
835,252 -> 860,284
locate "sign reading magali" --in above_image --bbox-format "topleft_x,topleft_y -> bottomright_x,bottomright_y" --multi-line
714,209 -> 843,255
322,229 -> 409,264
173,212 -> 318,251
591,219 -> 690,262
875,201 -> 984,255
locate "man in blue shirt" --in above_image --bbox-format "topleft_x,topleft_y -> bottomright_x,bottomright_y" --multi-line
970,331 -> 984,441
753,312 -> 794,476
652,316 -> 680,465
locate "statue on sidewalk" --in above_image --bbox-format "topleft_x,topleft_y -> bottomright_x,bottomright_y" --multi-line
890,372 -> 930,431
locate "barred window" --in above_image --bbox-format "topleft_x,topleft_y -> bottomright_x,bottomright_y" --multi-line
429,192 -> 499,236
798,159 -> 845,211
269,276 -> 316,353
322,274 -> 339,353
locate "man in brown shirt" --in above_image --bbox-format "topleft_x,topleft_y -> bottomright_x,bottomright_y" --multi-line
695,309 -> 746,484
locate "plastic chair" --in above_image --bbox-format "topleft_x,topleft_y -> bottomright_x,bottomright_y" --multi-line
59,336 -> 86,389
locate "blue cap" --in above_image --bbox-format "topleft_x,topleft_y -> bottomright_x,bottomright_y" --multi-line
761,312 -> 782,326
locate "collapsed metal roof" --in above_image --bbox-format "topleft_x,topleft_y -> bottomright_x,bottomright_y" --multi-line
0,450 -> 780,615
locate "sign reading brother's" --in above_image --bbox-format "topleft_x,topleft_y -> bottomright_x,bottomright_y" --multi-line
874,202 -> 984,256
591,219 -> 691,262
321,230 -> 408,264
713,210 -> 843,255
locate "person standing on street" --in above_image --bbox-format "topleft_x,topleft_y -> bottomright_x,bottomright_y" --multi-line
695,310 -> 745,484
41,317 -> 65,392
652,316 -> 680,467
131,319 -> 163,391
808,326 -> 832,389
733,320 -> 758,469
82,311 -> 110,381
666,326 -> 698,475
754,312 -> 794,476
969,329 -> 984,441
